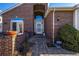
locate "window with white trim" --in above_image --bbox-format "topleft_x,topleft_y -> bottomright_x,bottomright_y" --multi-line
11,19 -> 24,35
0,23 -> 2,32
0,16 -> 2,32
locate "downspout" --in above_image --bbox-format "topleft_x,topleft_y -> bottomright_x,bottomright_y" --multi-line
53,7 -> 55,44
74,9 -> 77,29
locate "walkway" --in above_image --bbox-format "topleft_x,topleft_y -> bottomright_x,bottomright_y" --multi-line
28,34 -> 48,56
28,34 -> 76,56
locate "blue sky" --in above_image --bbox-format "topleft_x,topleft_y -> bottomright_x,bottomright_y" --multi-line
48,3 -> 76,7
0,3 -> 16,11
0,3 -> 77,11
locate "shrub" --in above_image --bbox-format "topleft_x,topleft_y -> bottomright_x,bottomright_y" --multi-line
59,24 -> 79,52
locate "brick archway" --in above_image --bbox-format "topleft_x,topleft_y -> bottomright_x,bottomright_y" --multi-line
33,4 -> 45,17
33,4 -> 45,34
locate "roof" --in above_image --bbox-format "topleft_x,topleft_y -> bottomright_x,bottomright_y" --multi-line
73,4 -> 79,10
49,7 -> 74,10
0,3 -> 78,16
44,7 -> 74,18
0,3 -> 23,15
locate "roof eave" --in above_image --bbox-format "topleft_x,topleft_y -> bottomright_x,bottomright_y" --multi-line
44,7 -> 74,18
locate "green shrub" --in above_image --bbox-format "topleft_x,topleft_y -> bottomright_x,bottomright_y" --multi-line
59,24 -> 79,52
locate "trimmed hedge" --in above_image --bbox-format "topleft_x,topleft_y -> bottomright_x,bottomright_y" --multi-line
59,24 -> 79,52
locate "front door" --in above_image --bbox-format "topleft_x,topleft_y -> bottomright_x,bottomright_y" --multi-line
35,22 -> 43,34
34,16 -> 44,34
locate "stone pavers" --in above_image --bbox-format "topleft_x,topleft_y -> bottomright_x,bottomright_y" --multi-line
29,34 -> 48,56
41,47 -> 76,56
28,34 -> 77,56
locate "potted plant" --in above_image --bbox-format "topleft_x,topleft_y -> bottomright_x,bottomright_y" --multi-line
6,31 -> 17,55
7,31 -> 17,36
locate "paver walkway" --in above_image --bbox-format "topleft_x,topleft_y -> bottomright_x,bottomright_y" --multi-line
28,34 -> 48,56
28,34 -> 77,56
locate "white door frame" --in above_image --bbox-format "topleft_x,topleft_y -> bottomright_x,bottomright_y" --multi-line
34,20 -> 44,34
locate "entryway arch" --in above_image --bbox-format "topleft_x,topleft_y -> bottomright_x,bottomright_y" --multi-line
33,4 -> 45,34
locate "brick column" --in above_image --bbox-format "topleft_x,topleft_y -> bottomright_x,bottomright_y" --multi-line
0,36 -> 12,56
0,31 -> 17,56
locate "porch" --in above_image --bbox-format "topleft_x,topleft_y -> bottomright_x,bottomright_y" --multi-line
27,34 -> 75,56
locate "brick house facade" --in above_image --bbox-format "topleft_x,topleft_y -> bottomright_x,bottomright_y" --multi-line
0,3 -> 48,49
45,8 -> 73,39
0,3 -> 79,52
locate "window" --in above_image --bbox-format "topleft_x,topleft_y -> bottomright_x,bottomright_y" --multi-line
0,16 -> 2,32
11,18 -> 24,35
0,23 -> 2,32
18,22 -> 23,34
37,24 -> 41,27
37,28 -> 41,32
35,15 -> 43,22
12,22 -> 16,31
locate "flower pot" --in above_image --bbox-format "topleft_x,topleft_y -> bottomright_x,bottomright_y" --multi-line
7,31 -> 17,55
7,31 -> 17,36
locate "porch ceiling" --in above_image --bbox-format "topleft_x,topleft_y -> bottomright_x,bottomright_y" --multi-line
33,4 -> 45,17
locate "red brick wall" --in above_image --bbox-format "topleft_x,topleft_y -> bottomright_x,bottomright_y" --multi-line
45,11 -> 73,39
2,4 -> 34,32
54,11 -> 73,37
2,3 -> 48,52
2,4 -> 34,48
0,36 -> 12,56
2,3 -> 47,32
45,11 -> 53,39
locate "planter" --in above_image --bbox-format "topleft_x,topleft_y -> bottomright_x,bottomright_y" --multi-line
7,31 -> 17,55
7,31 -> 17,36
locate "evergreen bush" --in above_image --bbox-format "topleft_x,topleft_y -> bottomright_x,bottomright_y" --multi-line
59,24 -> 79,52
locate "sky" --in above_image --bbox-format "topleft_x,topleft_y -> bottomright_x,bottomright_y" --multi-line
0,3 -> 77,12
48,3 -> 77,7
0,3 -> 16,12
